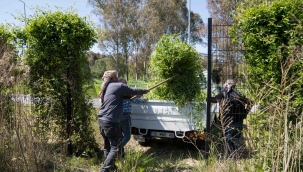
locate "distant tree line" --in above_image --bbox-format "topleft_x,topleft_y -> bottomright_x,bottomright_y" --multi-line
88,0 -> 204,81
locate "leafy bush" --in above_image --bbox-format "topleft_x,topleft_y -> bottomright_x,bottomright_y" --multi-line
149,34 -> 205,106
232,0 -> 303,108
24,8 -> 98,156
232,0 -> 303,170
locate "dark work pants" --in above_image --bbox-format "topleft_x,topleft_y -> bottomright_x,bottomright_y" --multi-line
223,120 -> 243,158
120,114 -> 131,156
98,120 -> 122,172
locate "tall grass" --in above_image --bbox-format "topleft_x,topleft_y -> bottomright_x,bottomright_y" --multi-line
244,48 -> 303,171
197,49 -> 303,171
1,44 -> 303,171
1,40 -> 58,171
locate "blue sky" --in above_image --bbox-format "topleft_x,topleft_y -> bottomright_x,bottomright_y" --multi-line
0,0 -> 209,53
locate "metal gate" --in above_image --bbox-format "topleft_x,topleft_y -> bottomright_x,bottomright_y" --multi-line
205,18 -> 250,158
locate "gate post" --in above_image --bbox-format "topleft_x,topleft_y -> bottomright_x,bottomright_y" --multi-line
205,18 -> 212,159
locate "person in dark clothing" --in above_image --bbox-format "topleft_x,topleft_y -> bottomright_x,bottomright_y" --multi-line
118,78 -> 148,158
210,79 -> 252,158
97,70 -> 149,172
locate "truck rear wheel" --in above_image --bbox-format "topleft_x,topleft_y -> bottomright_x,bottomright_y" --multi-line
138,141 -> 148,146
196,140 -> 206,150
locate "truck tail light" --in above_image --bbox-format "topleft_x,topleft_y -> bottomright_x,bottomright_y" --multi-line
185,131 -> 205,140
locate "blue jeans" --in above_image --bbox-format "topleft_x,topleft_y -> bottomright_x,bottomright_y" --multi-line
223,120 -> 243,158
120,114 -> 131,155
98,120 -> 122,172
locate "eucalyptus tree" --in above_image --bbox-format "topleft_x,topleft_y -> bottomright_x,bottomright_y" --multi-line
89,0 -> 134,79
133,0 -> 203,79
90,54 -> 120,78
205,0 -> 244,84
143,0 -> 203,43
86,51 -> 101,67
89,0 -> 204,80
24,8 -> 98,156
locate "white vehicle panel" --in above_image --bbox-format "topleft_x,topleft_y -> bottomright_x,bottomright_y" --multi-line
131,100 -> 218,132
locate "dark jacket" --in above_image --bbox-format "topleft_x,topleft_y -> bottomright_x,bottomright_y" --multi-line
211,88 -> 252,122
97,82 -> 146,123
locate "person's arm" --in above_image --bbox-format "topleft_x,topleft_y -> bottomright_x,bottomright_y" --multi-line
209,93 -> 223,103
120,84 -> 149,95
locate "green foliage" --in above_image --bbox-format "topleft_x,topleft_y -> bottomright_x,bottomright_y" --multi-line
90,57 -> 119,78
232,0 -> 303,93
117,149 -> 155,172
89,0 -> 204,80
23,7 -> 98,156
232,0 -> 303,170
91,58 -> 108,78
0,24 -> 19,60
0,25 -> 12,42
149,34 -> 206,106
232,0 -> 303,114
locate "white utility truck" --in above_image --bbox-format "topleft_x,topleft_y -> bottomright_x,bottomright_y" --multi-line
130,100 -> 219,147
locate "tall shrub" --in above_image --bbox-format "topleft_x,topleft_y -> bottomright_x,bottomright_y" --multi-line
232,0 -> 303,108
232,0 -> 303,170
24,8 -> 98,156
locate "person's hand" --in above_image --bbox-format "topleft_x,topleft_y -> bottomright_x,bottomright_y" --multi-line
145,89 -> 150,94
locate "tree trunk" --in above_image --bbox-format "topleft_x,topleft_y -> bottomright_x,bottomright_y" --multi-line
135,46 -> 138,80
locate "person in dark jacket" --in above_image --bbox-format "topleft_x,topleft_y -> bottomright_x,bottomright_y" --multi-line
210,79 -> 252,158
97,70 -> 149,172
118,78 -> 148,158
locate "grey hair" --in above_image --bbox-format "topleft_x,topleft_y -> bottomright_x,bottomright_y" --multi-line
225,79 -> 236,87
98,70 -> 117,103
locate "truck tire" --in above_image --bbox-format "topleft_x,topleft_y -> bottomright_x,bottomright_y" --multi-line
138,141 -> 148,146
196,140 -> 206,150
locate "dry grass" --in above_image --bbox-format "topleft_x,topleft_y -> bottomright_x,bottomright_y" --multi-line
1,41 -> 303,172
